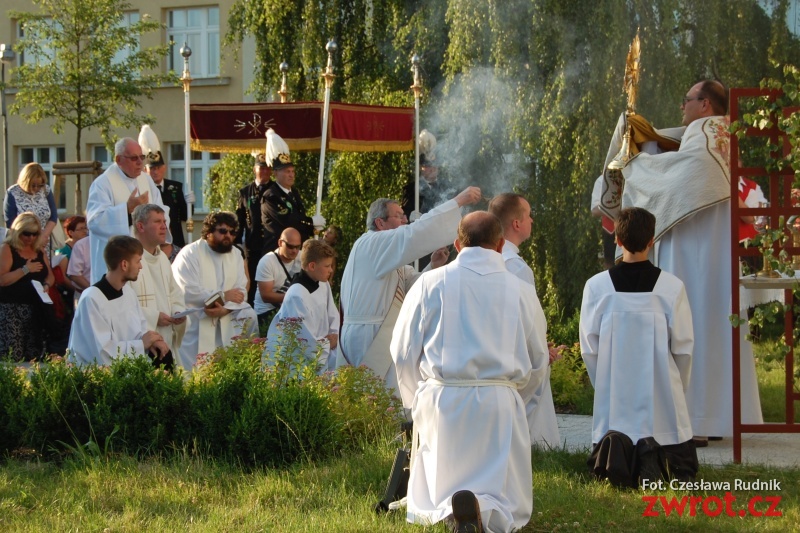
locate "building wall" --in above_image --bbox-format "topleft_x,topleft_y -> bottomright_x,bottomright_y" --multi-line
0,0 -> 257,222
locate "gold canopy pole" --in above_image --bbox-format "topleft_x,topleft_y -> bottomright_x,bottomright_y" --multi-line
180,42 -> 194,241
278,61 -> 289,103
411,54 -> 422,222
314,40 -> 336,235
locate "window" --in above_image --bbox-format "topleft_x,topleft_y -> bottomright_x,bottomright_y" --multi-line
113,12 -> 141,64
19,146 -> 67,210
16,19 -> 59,66
168,144 -> 221,212
18,12 -> 139,67
92,145 -> 114,171
168,7 -> 220,78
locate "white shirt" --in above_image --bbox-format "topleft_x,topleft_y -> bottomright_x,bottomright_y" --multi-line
254,250 -> 301,315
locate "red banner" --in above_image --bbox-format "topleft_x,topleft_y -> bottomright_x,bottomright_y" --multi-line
190,102 -> 322,153
329,103 -> 414,152
190,101 -> 413,153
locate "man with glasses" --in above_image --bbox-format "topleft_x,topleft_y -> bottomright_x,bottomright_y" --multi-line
253,227 -> 303,330
338,186 -> 481,394
172,211 -> 257,366
591,79 -> 763,445
87,137 -> 170,284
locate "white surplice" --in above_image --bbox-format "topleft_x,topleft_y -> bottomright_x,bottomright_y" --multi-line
501,241 -> 561,447
128,246 -> 187,368
67,284 -> 148,365
391,247 -> 549,533
339,199 -> 462,390
86,163 -> 170,283
172,240 -> 258,365
264,278 -> 340,371
580,270 -> 694,445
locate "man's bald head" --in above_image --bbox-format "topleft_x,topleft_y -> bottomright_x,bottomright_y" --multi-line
277,227 -> 302,261
456,211 -> 504,251
280,227 -> 301,242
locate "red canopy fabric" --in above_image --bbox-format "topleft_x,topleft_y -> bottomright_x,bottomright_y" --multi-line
190,101 -> 413,153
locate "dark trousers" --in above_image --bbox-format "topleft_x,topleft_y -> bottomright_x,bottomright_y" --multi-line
246,251 -> 262,307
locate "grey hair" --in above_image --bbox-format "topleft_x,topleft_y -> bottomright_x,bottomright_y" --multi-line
366,198 -> 397,231
132,203 -> 165,227
114,137 -> 137,156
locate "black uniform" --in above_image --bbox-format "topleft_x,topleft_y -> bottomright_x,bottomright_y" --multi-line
260,181 -> 314,253
236,181 -> 269,305
157,179 -> 188,247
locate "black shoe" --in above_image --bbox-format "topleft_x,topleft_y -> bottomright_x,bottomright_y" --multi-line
708,436 -> 723,441
692,437 -> 708,448
451,490 -> 483,533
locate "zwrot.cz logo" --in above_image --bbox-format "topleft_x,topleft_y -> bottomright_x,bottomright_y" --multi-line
640,478 -> 782,518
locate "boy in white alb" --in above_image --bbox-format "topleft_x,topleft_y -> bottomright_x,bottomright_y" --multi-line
264,239 -> 339,372
580,207 -> 698,486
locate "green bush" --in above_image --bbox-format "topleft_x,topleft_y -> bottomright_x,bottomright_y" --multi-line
18,358 -> 107,454
0,325 -> 402,465
88,356 -> 188,454
186,335 -> 266,456
313,365 -> 404,446
228,378 -> 339,467
549,343 -> 594,415
0,363 -> 25,454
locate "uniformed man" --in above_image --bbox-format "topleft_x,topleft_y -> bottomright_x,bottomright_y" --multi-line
261,128 -> 314,254
138,125 -> 191,248
236,151 -> 271,305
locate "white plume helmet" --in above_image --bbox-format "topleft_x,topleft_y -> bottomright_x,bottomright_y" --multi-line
418,129 -> 437,162
265,128 -> 292,169
138,124 -> 161,158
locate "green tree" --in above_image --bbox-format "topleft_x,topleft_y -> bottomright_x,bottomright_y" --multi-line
218,0 -> 800,320
9,0 -> 176,158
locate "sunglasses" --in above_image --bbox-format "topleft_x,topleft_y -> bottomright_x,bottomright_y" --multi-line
215,228 -> 234,235
122,154 -> 147,162
21,231 -> 40,237
281,241 -> 302,250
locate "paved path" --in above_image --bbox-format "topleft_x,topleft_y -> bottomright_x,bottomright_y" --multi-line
556,414 -> 800,468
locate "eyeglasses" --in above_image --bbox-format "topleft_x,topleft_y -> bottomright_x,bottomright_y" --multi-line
214,228 -> 234,235
30,182 -> 45,190
121,154 -> 147,162
21,231 -> 40,238
682,96 -> 706,105
384,213 -> 408,221
281,241 -> 302,250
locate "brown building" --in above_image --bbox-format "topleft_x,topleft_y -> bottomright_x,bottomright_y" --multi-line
0,0 -> 261,231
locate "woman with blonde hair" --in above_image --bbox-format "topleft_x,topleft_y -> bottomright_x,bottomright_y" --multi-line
3,163 -> 58,254
0,212 -> 55,361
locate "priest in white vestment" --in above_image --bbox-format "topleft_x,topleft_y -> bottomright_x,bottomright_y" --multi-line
68,235 -> 170,367
172,212 -> 258,365
86,137 -> 170,284
264,240 -> 339,372
338,186 -> 481,392
391,212 -> 549,533
489,193 -> 561,448
591,80 -> 763,439
128,204 -> 187,368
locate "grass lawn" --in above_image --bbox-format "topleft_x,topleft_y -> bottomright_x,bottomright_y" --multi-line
0,440 -> 797,532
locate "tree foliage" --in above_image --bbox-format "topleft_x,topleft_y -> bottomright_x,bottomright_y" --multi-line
215,0 -> 800,318
9,0 -> 176,156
